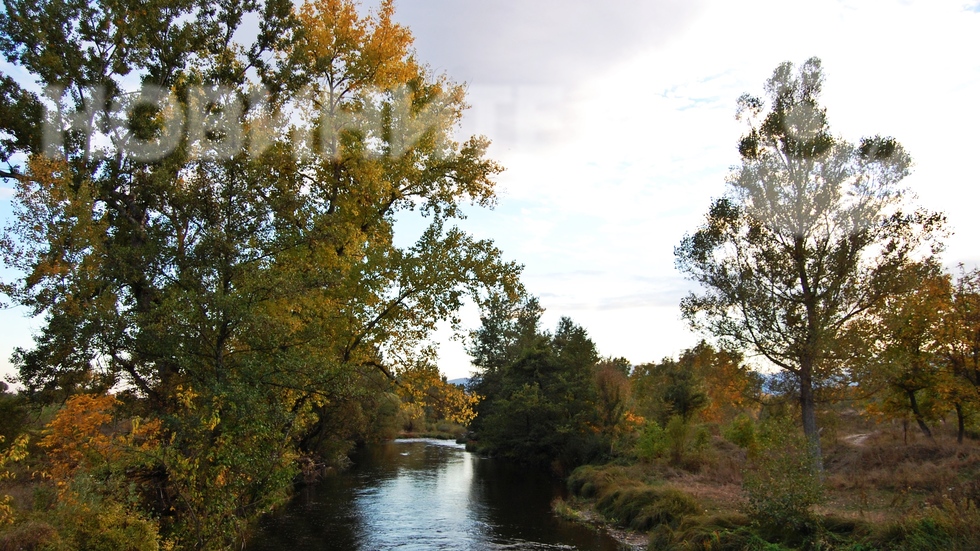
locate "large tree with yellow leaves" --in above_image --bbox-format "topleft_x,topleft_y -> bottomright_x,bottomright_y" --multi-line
0,0 -> 518,547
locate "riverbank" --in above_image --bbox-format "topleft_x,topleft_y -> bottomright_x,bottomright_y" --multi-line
552,498 -> 648,550
548,422 -> 980,550
397,419 -> 468,442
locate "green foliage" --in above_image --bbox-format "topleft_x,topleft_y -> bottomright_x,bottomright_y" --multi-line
631,342 -> 760,428
0,433 -> 29,526
469,298 -> 602,469
567,464 -> 700,532
567,464 -> 611,499
933,266 -> 980,443
647,514 -> 769,551
0,520 -> 60,550
45,479 -> 163,551
593,357 -> 632,452
851,262 -> 952,439
742,417 -> 824,533
0,384 -> 28,452
632,357 -> 708,425
723,413 -> 758,451
665,416 -> 693,465
868,498 -> 980,551
159,384 -> 300,549
635,421 -> 669,463
596,485 -> 699,531
634,416 -> 711,469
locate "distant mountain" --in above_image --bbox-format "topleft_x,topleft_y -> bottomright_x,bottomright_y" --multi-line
447,377 -> 471,388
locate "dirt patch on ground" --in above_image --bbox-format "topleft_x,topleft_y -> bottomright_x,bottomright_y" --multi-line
841,433 -> 873,446
661,473 -> 745,513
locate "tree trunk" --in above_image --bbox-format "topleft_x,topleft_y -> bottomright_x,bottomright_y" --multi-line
955,402 -> 966,444
798,364 -> 823,473
905,388 -> 933,439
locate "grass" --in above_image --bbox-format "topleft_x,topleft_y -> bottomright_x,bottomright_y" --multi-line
562,413 -> 980,550
568,464 -> 702,532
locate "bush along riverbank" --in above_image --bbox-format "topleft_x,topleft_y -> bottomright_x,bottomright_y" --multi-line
550,412 -> 980,551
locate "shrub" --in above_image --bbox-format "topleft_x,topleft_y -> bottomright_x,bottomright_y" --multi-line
635,422 -> 669,462
872,498 -> 980,550
665,416 -> 691,464
722,413 -> 757,452
637,416 -> 712,469
0,385 -> 29,454
568,464 -> 700,531
742,417 -> 823,533
52,498 -> 162,551
0,520 -> 60,551
0,434 -> 29,526
567,464 -> 621,498
648,514 -> 775,551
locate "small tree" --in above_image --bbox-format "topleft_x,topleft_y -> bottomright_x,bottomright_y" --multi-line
743,417 -> 824,533
675,57 -> 945,468
857,263 -> 950,440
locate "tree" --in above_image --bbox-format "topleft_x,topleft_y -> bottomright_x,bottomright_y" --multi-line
675,57 -> 945,468
938,266 -> 980,442
0,0 -> 520,546
593,357 -> 631,435
631,356 -> 708,425
469,296 -> 602,469
629,343 -> 759,427
857,263 -> 950,439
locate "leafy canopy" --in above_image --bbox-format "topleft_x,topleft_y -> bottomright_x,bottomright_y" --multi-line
0,0 -> 520,547
675,57 -> 945,466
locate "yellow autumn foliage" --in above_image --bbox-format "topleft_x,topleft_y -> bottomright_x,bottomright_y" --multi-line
0,433 -> 29,525
396,367 -> 480,426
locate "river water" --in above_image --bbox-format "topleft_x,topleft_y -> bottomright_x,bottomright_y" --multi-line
247,438 -> 624,550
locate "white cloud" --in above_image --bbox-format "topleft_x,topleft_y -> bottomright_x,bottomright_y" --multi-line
427,0 -> 980,378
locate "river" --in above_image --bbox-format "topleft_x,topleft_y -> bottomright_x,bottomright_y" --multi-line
247,438 -> 625,550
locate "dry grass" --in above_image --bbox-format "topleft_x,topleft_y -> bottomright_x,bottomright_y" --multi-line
565,415 -> 980,549
820,423 -> 980,525
630,417 -> 980,525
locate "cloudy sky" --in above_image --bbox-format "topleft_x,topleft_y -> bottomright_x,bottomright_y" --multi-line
2,0 -> 979,382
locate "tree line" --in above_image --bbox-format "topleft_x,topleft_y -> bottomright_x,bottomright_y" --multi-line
466,59 -> 979,480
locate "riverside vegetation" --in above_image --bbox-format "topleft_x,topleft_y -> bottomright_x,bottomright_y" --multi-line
463,59 -> 980,550
0,0 -> 977,549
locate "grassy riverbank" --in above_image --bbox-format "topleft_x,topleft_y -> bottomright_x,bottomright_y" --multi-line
552,418 -> 980,550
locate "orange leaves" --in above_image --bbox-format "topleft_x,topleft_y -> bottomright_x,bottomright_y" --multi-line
41,393 -> 120,484
39,393 -> 163,488
622,411 -> 645,431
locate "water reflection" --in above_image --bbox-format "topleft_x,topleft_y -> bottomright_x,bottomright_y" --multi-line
248,439 -> 621,550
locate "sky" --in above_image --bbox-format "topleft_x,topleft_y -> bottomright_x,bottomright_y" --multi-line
2,0 -> 980,383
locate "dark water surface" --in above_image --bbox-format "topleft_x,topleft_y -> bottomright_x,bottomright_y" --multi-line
248,439 -> 623,550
